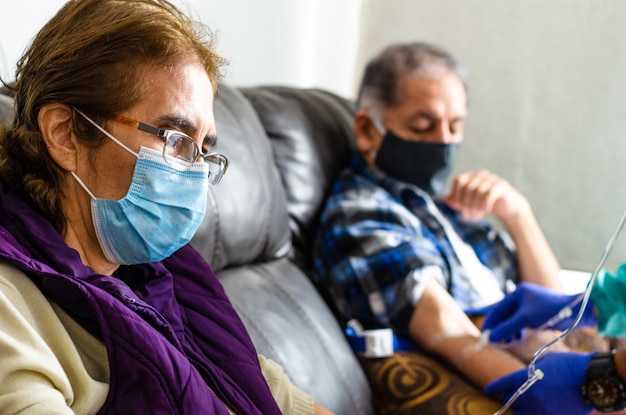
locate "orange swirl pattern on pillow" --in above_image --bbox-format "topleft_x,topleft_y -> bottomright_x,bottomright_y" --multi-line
361,351 -> 512,414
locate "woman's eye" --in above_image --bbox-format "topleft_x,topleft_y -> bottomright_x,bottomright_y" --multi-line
164,134 -> 196,160
202,135 -> 217,154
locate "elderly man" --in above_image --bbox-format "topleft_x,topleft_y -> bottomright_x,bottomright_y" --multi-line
313,42 -> 562,393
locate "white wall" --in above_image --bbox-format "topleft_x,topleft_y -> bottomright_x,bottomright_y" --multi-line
358,0 -> 626,273
0,1 -> 67,80
1,0 -> 362,98
179,0 -> 362,97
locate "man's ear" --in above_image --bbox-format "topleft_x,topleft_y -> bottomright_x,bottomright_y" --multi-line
38,103 -> 77,172
354,109 -> 383,165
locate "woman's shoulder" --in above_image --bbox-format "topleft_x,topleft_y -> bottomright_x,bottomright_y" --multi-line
0,261 -> 43,307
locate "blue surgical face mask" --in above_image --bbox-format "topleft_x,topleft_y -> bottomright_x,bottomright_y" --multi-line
71,118 -> 209,265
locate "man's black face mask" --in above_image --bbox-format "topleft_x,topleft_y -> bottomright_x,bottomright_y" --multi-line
375,130 -> 460,197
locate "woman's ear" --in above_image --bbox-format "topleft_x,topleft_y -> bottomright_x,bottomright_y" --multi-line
38,103 -> 77,172
354,109 -> 384,165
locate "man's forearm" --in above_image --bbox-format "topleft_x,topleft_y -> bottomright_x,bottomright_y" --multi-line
408,280 -> 525,388
502,205 -> 561,291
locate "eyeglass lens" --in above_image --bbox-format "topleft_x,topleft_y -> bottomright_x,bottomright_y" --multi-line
162,133 -> 228,185
164,133 -> 198,162
205,153 -> 228,185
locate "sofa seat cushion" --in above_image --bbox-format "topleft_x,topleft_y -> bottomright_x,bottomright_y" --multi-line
218,257 -> 373,415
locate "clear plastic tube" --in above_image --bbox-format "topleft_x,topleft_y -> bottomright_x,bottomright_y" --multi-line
492,208 -> 626,415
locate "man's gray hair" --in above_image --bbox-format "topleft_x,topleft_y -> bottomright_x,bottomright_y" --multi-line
356,42 -> 467,120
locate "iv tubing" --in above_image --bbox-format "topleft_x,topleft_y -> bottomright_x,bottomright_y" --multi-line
492,208 -> 626,415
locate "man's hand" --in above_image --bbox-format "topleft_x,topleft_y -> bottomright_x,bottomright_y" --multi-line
445,170 -> 530,223
446,169 -> 562,290
481,282 -> 596,343
484,351 -> 594,415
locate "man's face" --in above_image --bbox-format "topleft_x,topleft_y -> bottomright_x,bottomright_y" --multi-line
381,71 -> 467,145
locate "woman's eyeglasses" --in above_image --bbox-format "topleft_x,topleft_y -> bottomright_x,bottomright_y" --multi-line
110,114 -> 229,185
74,108 -> 229,185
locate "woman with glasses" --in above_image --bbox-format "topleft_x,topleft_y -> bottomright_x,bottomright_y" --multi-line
0,1 -> 332,414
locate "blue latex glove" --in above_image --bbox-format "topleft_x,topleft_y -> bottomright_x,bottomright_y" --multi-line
485,351 -> 595,415
481,282 -> 596,343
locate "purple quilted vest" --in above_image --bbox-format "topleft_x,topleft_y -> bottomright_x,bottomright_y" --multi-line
0,186 -> 282,415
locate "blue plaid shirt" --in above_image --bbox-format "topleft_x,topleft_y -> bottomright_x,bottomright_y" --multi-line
313,154 -> 518,338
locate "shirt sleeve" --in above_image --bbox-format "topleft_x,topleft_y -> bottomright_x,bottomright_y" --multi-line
0,262 -> 77,414
313,178 -> 447,337
258,355 -> 315,415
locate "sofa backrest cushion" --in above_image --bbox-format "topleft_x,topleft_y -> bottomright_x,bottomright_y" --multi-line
190,85 -> 292,271
240,86 -> 356,269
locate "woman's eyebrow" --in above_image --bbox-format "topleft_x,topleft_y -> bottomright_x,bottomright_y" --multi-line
155,115 -> 198,136
156,115 -> 218,149
204,134 -> 218,148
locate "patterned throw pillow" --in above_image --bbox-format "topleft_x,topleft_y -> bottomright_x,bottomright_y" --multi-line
357,326 -> 612,415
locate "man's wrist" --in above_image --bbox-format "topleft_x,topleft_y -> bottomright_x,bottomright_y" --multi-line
499,198 -> 532,229
615,350 -> 626,384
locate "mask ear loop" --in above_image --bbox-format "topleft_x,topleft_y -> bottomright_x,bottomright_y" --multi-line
73,108 -> 138,157
492,207 -> 626,415
70,171 -> 97,199
71,108 -> 141,200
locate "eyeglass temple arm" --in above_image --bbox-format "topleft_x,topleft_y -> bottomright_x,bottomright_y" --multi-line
137,122 -> 166,137
111,115 -> 166,138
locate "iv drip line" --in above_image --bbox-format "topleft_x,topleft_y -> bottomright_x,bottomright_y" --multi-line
492,208 -> 626,415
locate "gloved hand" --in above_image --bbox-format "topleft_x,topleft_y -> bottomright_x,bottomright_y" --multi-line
485,351 -> 595,415
481,282 -> 596,343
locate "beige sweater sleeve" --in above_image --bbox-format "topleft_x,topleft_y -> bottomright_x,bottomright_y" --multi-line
258,355 -> 315,415
0,261 -> 108,415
